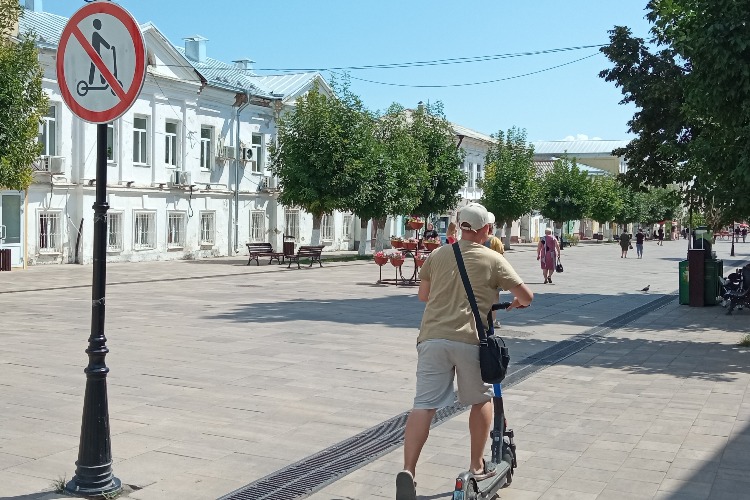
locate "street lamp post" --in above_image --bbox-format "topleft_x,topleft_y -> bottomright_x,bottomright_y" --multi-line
731,221 -> 736,257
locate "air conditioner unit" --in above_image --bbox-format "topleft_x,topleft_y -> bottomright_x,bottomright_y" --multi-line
36,155 -> 51,171
49,156 -> 66,174
168,170 -> 182,188
260,175 -> 278,192
179,171 -> 192,186
222,146 -> 236,160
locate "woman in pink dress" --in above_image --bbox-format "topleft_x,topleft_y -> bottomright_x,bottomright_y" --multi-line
537,228 -> 560,284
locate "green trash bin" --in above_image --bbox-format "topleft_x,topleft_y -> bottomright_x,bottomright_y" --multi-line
679,260 -> 690,305
704,259 -> 723,306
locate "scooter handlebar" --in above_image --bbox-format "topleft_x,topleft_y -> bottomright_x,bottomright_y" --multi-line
492,302 -> 513,311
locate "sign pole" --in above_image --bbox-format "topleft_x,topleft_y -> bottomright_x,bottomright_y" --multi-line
66,123 -> 121,497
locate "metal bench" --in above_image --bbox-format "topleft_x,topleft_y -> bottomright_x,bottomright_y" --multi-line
246,242 -> 283,266
286,245 -> 324,269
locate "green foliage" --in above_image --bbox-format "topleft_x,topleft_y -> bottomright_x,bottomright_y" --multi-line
587,175 -> 623,224
600,1 -> 750,217
480,127 -> 537,227
408,102 -> 465,217
537,156 -> 592,227
0,1 -> 47,190
268,80 -> 376,221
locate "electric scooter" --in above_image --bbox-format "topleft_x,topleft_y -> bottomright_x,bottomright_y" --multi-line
453,302 -> 517,500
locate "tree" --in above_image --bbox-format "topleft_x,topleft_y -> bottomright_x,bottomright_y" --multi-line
346,104 -> 427,253
408,102 -> 465,218
480,127 -> 537,250
537,156 -> 591,234
599,1 -> 750,215
0,0 -> 48,190
269,81 -> 376,245
587,176 -> 623,239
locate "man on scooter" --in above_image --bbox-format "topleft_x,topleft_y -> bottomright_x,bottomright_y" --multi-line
397,203 -> 533,500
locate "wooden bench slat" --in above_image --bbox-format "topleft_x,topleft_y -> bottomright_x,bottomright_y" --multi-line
287,245 -> 325,269
246,242 -> 283,266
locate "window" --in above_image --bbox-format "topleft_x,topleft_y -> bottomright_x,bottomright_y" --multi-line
342,214 -> 353,240
107,122 -> 117,162
107,212 -> 123,252
321,214 -> 333,241
200,211 -> 215,245
250,211 -> 265,242
251,133 -> 263,173
200,126 -> 213,170
133,211 -> 156,249
39,105 -> 57,156
285,209 -> 300,241
165,121 -> 178,167
468,163 -> 475,188
133,116 -> 149,165
477,164 -> 483,186
38,211 -> 61,253
167,212 -> 186,248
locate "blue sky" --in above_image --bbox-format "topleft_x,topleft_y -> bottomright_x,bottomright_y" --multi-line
40,0 -> 653,141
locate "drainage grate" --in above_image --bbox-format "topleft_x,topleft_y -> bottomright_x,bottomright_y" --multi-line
219,293 -> 676,500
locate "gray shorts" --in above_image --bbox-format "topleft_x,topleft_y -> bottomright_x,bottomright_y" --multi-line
413,339 -> 493,409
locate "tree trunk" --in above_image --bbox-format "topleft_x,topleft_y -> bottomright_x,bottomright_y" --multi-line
358,218 -> 371,256
374,217 -> 388,252
311,214 -> 322,246
502,219 -> 512,251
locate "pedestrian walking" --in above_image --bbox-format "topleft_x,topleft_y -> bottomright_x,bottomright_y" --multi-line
743,227 -> 747,243
620,230 -> 631,258
446,222 -> 457,244
657,226 -> 664,246
635,228 -> 645,259
536,229 -> 560,284
396,203 -> 533,500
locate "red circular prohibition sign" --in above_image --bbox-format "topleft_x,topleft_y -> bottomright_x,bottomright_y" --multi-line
56,2 -> 146,124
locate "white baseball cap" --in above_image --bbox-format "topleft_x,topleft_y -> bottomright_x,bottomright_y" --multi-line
457,203 -> 492,231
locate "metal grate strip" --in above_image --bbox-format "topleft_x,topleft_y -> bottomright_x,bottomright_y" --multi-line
219,293 -> 677,500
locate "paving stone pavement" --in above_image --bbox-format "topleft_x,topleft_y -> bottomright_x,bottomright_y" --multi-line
0,239 -> 748,500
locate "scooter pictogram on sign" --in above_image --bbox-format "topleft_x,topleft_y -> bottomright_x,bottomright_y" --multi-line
57,2 -> 145,124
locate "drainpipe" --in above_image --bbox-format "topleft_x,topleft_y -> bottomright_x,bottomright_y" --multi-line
234,92 -> 250,254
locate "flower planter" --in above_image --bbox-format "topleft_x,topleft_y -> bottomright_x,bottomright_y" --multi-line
390,258 -> 405,267
373,255 -> 388,266
415,258 -> 426,268
390,240 -> 403,248
408,221 -> 424,230
424,242 -> 440,251
402,241 -> 418,251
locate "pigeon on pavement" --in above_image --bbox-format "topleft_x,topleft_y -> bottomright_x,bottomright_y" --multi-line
641,285 -> 650,292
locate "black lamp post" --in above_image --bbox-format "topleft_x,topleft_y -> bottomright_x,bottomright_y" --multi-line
553,193 -> 571,246
731,221 -> 736,257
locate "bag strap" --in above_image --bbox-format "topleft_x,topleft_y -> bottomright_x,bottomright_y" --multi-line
452,242 -> 487,342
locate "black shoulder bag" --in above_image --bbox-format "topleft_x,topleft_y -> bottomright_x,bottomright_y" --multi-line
452,242 -> 510,384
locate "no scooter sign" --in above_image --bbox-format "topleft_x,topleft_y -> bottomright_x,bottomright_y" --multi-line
56,2 -> 146,124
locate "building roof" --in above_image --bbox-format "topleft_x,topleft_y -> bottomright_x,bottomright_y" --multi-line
18,9 -> 66,48
532,140 -> 630,156
534,160 -> 610,177
253,73 -> 323,99
173,47 -> 274,97
452,123 -> 494,144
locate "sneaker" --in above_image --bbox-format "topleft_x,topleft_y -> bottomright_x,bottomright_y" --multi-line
396,470 -> 416,500
493,320 -> 501,328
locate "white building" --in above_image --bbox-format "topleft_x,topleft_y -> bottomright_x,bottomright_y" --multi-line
9,1 -> 354,268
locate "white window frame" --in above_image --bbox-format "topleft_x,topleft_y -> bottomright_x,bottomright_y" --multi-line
321,214 -> 333,241
250,133 -> 263,173
285,209 -> 300,242
165,120 -> 179,168
106,211 -> 123,252
133,211 -> 156,250
39,105 -> 57,156
200,126 -> 213,171
468,162 -> 475,188
38,210 -> 62,254
106,122 -> 118,163
342,214 -> 353,240
167,211 -> 187,249
200,211 -> 215,246
250,210 -> 266,243
133,115 -> 150,166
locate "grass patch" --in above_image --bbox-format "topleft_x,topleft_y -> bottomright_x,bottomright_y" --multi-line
50,475 -> 66,493
739,334 -> 750,347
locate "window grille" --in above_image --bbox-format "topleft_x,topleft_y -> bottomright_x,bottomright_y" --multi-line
321,214 -> 333,241
133,116 -> 149,165
167,212 -> 186,248
342,214 -> 353,240
38,211 -> 61,253
133,211 -> 156,249
107,122 -> 116,162
39,105 -> 57,156
200,211 -> 215,245
250,211 -> 266,242
200,126 -> 212,170
285,209 -> 300,241
165,121 -> 178,166
107,212 -> 123,252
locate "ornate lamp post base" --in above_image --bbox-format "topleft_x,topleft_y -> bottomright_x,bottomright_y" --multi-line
65,476 -> 121,498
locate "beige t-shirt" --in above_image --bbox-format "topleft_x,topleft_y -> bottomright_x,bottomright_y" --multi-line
417,240 -> 523,345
